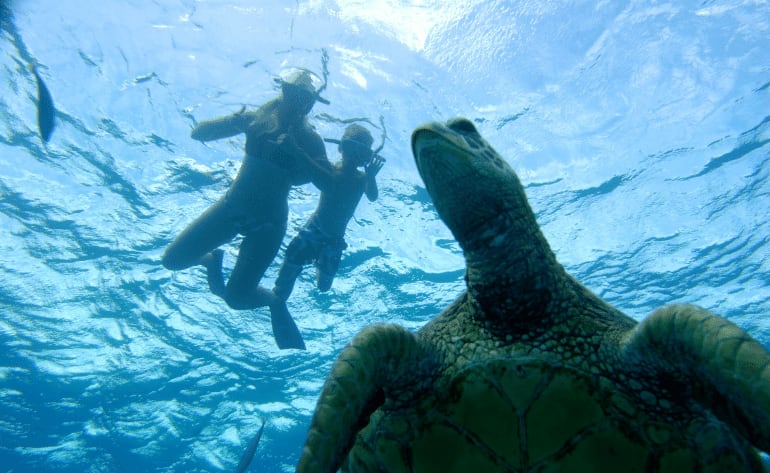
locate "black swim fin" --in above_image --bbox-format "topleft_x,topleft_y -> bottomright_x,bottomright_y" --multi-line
269,301 -> 305,350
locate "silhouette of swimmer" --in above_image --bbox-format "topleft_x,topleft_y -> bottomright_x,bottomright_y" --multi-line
162,70 -> 332,350
2,7 -> 54,145
273,124 -> 384,302
236,418 -> 265,473
29,64 -> 55,144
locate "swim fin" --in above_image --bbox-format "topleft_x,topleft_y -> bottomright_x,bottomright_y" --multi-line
269,301 -> 305,350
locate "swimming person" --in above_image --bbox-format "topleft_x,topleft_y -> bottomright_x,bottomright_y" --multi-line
272,124 -> 384,302
162,70 -> 331,350
29,64 -> 56,144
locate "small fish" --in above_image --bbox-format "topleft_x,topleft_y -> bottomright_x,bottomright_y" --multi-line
133,71 -> 157,84
29,64 -> 55,143
235,419 -> 265,473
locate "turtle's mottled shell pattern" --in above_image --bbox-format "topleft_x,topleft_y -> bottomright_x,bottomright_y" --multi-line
344,297 -> 761,472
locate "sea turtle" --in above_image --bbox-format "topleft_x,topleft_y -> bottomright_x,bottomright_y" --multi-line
296,118 -> 770,472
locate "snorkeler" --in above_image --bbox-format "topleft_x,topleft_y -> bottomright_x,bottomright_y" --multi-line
161,69 -> 332,350
272,123 -> 384,301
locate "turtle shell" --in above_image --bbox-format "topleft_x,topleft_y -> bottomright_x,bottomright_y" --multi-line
344,359 -> 763,472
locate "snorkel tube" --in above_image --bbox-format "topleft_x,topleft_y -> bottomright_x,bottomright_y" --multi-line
274,67 -> 330,105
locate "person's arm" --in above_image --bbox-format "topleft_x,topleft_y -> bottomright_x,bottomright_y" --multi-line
190,107 -> 256,142
364,155 -> 384,201
277,133 -> 336,191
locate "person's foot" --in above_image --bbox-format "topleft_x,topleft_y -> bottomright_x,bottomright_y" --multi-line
200,248 -> 224,272
201,249 -> 225,297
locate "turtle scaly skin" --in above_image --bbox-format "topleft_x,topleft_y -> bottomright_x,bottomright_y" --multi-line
297,118 -> 770,472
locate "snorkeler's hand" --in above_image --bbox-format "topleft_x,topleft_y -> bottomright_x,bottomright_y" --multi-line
365,155 -> 385,177
275,133 -> 301,154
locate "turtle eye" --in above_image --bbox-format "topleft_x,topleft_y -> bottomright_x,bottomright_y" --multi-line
447,118 -> 478,135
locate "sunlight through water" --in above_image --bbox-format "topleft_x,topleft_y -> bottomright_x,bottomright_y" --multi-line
1,0 -> 769,471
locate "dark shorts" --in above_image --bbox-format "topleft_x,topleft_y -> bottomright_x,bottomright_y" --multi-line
285,219 -> 347,288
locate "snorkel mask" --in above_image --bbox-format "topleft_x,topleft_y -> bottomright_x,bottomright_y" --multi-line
275,67 -> 330,109
340,124 -> 374,167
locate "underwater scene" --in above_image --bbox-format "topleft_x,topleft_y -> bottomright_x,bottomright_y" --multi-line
1,1 -> 769,472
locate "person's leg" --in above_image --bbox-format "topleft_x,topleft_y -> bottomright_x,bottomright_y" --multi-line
316,243 -> 344,292
222,222 -> 286,310
161,198 -> 237,271
273,232 -> 317,301
222,221 -> 306,349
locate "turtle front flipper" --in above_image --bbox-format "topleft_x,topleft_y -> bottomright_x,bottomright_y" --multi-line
297,324 -> 428,473
623,303 -> 770,453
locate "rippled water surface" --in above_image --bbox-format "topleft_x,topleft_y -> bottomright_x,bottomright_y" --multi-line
1,1 -> 769,471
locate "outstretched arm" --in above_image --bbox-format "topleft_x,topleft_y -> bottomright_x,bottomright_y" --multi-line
364,155 -> 384,201
190,106 -> 256,142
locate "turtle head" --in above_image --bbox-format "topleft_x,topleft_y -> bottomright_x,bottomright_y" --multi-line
411,118 -> 531,251
412,118 -> 561,325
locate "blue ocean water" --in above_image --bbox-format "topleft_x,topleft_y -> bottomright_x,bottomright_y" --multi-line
1,1 -> 768,472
